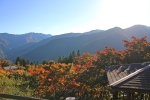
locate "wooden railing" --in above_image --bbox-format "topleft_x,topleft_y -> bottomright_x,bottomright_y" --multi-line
0,93 -> 47,100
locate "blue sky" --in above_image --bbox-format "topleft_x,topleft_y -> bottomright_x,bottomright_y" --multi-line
0,0 -> 150,35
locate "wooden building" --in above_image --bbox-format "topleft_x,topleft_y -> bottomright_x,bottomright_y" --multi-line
106,62 -> 150,100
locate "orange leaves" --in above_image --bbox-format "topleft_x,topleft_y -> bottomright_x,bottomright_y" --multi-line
122,36 -> 150,63
0,69 -> 10,77
118,37 -> 150,63
76,52 -> 97,68
37,62 -> 77,97
28,67 -> 45,76
70,78 -> 81,87
123,36 -> 148,50
97,46 -> 124,66
96,36 -> 150,65
15,70 -> 25,75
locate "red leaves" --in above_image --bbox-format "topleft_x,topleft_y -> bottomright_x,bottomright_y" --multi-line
74,65 -> 81,72
122,36 -> 150,63
96,36 -> 150,65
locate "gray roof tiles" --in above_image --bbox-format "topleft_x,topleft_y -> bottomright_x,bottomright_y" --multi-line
106,62 -> 150,91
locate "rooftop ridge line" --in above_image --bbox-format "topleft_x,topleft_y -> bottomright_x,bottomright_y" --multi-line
110,64 -> 150,87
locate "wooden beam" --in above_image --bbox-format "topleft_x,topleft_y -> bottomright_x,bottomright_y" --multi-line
127,91 -> 131,100
113,91 -> 118,100
112,87 -> 150,93
140,93 -> 144,100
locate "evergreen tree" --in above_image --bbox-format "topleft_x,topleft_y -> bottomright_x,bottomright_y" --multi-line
57,50 -> 80,63
65,57 -> 68,63
77,50 -> 80,56
36,61 -> 38,65
22,58 -> 26,66
61,56 -> 65,63
42,60 -> 48,64
72,51 -> 76,63
15,57 -> 21,65
72,51 -> 76,58
57,56 -> 62,63
26,60 -> 30,65
68,53 -> 73,63
30,62 -> 33,65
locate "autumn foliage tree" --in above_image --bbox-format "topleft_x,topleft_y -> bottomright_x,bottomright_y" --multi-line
76,52 -> 97,68
123,36 -> 150,63
96,36 -> 150,68
96,47 -> 124,67
75,52 -> 110,99
38,60 -> 80,99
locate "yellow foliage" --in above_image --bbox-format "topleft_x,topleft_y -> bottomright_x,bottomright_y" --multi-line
0,69 -> 10,77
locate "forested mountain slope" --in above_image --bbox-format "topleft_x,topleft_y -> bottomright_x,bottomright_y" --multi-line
4,25 -> 150,63
21,27 -> 129,62
7,30 -> 103,61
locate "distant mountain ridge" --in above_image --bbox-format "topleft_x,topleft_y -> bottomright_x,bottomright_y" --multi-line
2,25 -> 150,63
6,30 -> 103,61
20,25 -> 150,62
20,27 -> 128,62
124,25 -> 150,41
82,30 -> 103,35
0,32 -> 51,56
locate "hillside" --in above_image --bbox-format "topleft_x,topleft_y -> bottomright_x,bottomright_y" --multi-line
0,33 -> 51,54
21,27 -> 129,62
4,25 -> 150,62
7,30 -> 103,61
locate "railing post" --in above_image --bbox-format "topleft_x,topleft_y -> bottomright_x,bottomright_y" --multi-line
113,91 -> 118,100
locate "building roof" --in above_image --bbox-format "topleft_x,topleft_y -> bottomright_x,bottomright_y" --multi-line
106,62 -> 150,91
3,66 -> 18,70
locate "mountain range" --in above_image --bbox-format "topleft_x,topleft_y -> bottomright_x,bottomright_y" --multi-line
0,33 -> 51,58
0,25 -> 150,63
